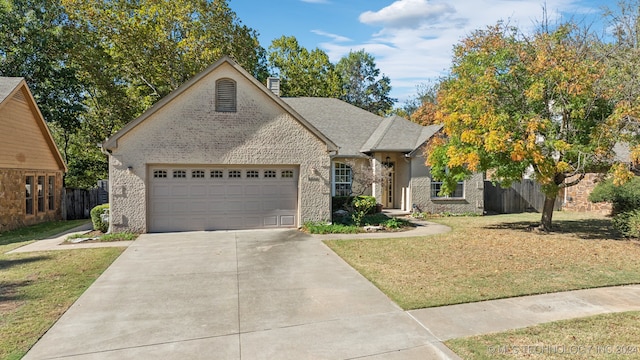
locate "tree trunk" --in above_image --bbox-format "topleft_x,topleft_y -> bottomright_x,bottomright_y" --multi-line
539,194 -> 557,232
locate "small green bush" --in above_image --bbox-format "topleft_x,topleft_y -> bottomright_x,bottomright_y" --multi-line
90,204 -> 110,233
612,209 -> 640,238
351,196 -> 377,226
589,177 -> 640,215
302,221 -> 362,234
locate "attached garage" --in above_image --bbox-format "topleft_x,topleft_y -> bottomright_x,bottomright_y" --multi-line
148,166 -> 298,232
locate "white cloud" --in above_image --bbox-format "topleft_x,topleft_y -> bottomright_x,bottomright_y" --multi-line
311,30 -> 352,43
359,0 -> 456,28
318,0 -> 603,104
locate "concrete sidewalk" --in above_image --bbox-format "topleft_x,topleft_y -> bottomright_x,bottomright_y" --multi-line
7,222 -> 133,254
410,285 -> 640,341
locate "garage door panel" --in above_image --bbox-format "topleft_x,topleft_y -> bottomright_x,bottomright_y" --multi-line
149,166 -> 298,232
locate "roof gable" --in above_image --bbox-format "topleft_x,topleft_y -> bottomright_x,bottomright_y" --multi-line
103,56 -> 337,151
0,77 -> 67,171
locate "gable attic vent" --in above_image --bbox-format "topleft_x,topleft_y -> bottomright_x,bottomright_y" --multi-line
215,78 -> 237,112
267,77 -> 280,96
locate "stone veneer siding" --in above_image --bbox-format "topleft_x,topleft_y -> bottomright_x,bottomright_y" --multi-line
563,173 -> 612,214
0,169 -> 63,232
410,154 -> 484,214
108,63 -> 332,233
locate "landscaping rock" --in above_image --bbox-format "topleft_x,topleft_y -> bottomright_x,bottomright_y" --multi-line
364,225 -> 384,232
333,209 -> 349,217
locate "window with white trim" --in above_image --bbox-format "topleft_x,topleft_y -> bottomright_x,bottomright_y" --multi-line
229,170 -> 242,178
281,170 -> 293,178
173,170 -> 186,178
264,170 -> 276,178
215,78 -> 236,112
333,163 -> 352,197
431,181 -> 464,198
247,170 -> 259,178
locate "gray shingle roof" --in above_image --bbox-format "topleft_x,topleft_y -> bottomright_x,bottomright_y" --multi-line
282,97 -> 383,157
283,97 -> 442,157
0,77 -> 24,103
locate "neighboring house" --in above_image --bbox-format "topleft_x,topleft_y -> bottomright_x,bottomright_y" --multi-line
103,57 -> 484,233
562,142 -> 631,214
0,77 -> 66,232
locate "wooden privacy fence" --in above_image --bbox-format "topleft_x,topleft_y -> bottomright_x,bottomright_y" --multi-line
484,180 -> 563,214
62,187 -> 108,220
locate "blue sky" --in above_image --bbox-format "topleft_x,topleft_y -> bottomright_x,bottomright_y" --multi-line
231,0 -> 618,106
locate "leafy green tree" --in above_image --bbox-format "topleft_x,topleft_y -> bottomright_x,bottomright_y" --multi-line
335,49 -> 395,115
64,0 -> 266,122
429,22 -> 615,231
0,0 -> 85,171
267,36 -> 342,97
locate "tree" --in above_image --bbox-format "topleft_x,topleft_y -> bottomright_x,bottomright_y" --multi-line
0,0 -> 85,173
335,50 -> 395,115
428,22 -> 615,231
408,82 -> 440,125
267,36 -> 342,97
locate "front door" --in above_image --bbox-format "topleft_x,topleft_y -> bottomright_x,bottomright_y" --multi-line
383,162 -> 394,208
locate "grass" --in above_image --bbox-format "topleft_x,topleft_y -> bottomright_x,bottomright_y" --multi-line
446,311 -> 640,359
324,212 -> 640,310
0,221 -> 124,359
0,219 -> 89,246
66,231 -> 139,242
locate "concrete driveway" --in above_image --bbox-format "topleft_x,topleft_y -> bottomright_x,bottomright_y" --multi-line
24,229 -> 458,360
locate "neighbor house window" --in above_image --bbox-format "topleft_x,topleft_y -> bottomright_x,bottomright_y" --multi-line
333,163 -> 352,197
215,78 -> 236,112
48,176 -> 55,210
37,176 -> 45,212
431,181 -> 464,199
25,176 -> 34,215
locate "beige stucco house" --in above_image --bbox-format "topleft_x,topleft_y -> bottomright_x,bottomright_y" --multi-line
103,57 -> 484,233
0,77 -> 66,232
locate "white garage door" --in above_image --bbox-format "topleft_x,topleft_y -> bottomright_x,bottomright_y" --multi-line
149,166 -> 298,232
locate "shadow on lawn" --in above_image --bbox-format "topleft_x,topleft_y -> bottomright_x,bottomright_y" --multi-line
485,218 -> 621,240
0,255 -> 52,270
0,280 -> 33,303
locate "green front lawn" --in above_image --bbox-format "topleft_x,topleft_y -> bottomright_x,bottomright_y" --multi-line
447,311 -> 640,359
324,212 -> 640,310
0,221 -> 124,360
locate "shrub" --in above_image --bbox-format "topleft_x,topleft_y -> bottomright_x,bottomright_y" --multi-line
301,221 -> 361,234
90,204 -> 110,233
352,196 -> 377,226
612,209 -> 640,238
589,177 -> 640,215
332,196 -> 354,211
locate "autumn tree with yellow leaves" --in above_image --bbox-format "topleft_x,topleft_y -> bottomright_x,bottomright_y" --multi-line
427,21 -> 637,231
